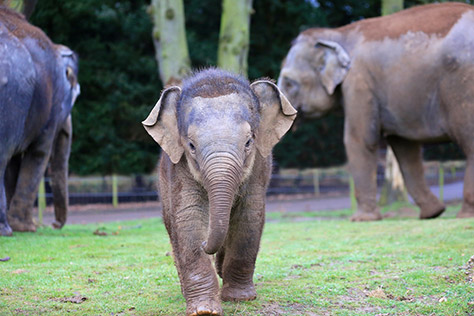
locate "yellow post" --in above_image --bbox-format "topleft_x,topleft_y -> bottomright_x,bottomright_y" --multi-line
439,163 -> 444,203
349,175 -> 357,211
112,174 -> 118,208
38,177 -> 46,225
312,169 -> 320,197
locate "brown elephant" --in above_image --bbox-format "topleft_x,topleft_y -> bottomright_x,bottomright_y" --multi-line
278,2 -> 474,221
143,69 -> 296,315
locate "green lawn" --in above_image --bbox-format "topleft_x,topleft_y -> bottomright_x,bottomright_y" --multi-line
1,206 -> 473,315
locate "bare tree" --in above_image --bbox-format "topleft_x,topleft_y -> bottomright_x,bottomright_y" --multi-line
217,0 -> 253,76
149,0 -> 191,86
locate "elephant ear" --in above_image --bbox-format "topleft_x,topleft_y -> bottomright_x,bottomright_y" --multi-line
315,40 -> 351,95
251,80 -> 297,158
142,87 -> 183,164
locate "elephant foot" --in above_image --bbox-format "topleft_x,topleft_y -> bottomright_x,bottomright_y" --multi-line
350,210 -> 382,222
221,283 -> 257,302
186,297 -> 222,316
419,202 -> 445,219
8,216 -> 36,232
0,223 -> 13,236
456,210 -> 474,219
52,220 -> 65,229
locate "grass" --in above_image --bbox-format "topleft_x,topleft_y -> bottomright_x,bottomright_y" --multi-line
1,205 -> 473,315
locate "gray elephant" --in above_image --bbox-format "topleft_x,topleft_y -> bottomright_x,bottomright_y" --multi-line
0,7 -> 80,236
5,115 -> 73,230
278,2 -> 474,221
143,69 -> 296,315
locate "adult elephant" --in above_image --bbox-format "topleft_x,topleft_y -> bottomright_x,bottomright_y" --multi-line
0,7 -> 80,236
5,115 -> 73,231
278,3 -> 474,221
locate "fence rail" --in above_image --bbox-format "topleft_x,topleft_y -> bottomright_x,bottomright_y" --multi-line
37,160 -> 465,206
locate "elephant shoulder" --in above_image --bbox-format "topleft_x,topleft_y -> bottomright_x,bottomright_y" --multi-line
0,21 -> 36,96
0,7 -> 54,52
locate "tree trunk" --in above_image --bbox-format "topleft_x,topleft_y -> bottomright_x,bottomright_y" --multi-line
0,0 -> 37,19
149,0 -> 191,86
217,0 -> 253,76
379,0 -> 408,206
381,0 -> 403,16
379,146 -> 408,206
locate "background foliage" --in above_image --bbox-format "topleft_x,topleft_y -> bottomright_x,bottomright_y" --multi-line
31,0 -> 468,175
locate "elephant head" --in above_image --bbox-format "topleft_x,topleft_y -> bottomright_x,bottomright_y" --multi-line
278,37 -> 350,117
54,44 -> 80,122
143,69 -> 296,254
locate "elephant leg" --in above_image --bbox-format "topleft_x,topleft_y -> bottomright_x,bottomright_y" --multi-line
8,132 -> 53,232
219,191 -> 265,302
160,166 -> 221,316
345,136 -> 382,221
171,206 -> 221,316
0,162 -> 13,236
50,116 -> 72,229
458,156 -> 474,218
387,136 -> 445,219
5,154 -> 21,209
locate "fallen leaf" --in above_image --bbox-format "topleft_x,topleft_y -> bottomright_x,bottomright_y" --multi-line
69,244 -> 86,249
439,297 -> 447,303
12,269 -> 28,274
291,264 -> 303,269
93,229 -> 107,236
367,288 -> 387,299
60,296 -> 87,304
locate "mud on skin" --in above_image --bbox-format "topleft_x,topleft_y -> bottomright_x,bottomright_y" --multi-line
143,68 -> 296,315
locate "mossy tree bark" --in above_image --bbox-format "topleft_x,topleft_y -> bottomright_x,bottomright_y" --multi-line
217,0 -> 253,77
381,0 -> 403,16
1,0 -> 37,19
379,0 -> 408,206
150,0 -> 191,86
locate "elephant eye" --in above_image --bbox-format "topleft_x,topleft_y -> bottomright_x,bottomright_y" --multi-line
189,142 -> 196,152
245,138 -> 252,149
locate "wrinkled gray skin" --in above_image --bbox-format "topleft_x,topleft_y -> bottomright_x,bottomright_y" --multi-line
143,69 -> 296,316
0,7 -> 80,236
278,2 -> 474,221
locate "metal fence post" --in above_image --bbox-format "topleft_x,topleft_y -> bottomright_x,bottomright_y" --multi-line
38,177 -> 46,225
112,174 -> 118,208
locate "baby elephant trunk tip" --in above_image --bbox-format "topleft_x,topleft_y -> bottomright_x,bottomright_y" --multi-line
201,240 -> 218,255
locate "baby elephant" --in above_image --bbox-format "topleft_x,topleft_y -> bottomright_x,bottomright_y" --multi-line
143,69 -> 296,315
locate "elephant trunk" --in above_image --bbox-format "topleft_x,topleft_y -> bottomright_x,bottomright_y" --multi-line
201,152 -> 243,255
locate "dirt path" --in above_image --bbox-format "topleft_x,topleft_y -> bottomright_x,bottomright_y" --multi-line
41,195 -> 351,226
41,181 -> 463,226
